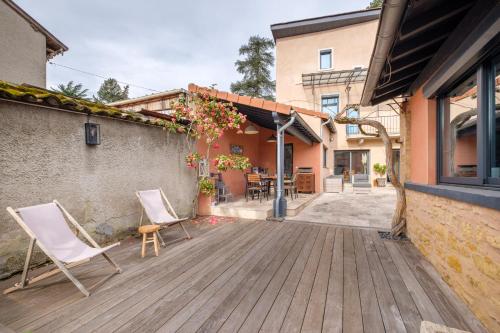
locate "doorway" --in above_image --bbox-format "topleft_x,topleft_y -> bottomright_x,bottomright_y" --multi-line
284,143 -> 293,177
334,150 -> 370,183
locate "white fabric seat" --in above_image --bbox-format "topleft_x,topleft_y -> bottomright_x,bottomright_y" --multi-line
137,190 -> 179,224
5,201 -> 121,297
18,203 -> 119,263
136,188 -> 191,246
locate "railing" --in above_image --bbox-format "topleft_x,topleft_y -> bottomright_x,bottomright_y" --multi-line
346,115 -> 400,137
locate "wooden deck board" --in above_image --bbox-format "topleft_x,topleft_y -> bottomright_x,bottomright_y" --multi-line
0,219 -> 485,333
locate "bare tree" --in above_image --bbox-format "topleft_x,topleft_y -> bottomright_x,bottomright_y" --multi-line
334,105 -> 406,237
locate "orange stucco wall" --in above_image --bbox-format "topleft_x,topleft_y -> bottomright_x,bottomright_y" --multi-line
409,88 -> 437,185
455,135 -> 477,168
196,123 -> 322,215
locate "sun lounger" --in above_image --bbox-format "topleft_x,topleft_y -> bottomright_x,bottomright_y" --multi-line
5,201 -> 121,297
136,189 -> 191,247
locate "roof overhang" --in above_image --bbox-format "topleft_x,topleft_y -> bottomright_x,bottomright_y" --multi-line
361,0 -> 487,106
271,9 -> 380,40
3,0 -> 68,59
188,83 -> 324,145
108,89 -> 186,108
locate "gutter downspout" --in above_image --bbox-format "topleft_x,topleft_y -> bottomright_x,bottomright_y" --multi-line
320,117 -> 332,139
360,0 -> 408,106
272,111 -> 296,219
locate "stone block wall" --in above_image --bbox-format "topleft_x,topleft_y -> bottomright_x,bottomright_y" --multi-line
0,101 -> 197,277
406,189 -> 500,332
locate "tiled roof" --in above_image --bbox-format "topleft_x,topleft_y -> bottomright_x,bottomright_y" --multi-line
0,80 -> 176,128
188,83 -> 329,120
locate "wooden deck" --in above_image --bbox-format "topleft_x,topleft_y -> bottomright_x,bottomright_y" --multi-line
0,219 -> 487,333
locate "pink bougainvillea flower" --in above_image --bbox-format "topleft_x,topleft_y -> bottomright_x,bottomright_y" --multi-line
213,143 -> 220,149
209,216 -> 217,225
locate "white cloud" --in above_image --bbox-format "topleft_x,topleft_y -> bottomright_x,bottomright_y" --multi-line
16,0 -> 371,98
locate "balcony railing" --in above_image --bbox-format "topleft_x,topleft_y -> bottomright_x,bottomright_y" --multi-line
346,115 -> 400,137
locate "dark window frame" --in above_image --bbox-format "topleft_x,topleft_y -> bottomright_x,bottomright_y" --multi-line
321,95 -> 339,116
437,53 -> 500,188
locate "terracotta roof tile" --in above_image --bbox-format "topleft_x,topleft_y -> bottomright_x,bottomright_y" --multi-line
262,100 -> 278,112
249,97 -> 265,109
226,92 -> 239,103
187,83 -> 326,119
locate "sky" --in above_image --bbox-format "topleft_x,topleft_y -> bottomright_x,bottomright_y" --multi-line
17,0 -> 372,98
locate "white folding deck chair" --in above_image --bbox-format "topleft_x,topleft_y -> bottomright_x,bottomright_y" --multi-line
136,189 -> 191,247
5,200 -> 121,297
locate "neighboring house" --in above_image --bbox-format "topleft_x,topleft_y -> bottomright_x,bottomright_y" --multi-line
271,9 -> 401,185
361,0 -> 499,332
108,89 -> 187,114
0,0 -> 67,87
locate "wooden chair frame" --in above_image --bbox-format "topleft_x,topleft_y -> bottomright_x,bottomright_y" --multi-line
4,200 -> 121,297
245,174 -> 269,203
136,188 -> 191,247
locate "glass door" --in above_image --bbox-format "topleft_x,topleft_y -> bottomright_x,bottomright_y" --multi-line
334,150 -> 370,182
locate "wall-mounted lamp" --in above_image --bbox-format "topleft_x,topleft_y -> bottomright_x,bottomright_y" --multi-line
85,123 -> 101,145
244,124 -> 259,135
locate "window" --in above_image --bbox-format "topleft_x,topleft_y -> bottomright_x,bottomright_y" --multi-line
334,150 -> 370,183
323,146 -> 328,168
488,57 -> 500,184
320,49 -> 332,70
321,95 -> 339,116
437,54 -> 500,186
440,72 -> 478,179
346,107 -> 359,135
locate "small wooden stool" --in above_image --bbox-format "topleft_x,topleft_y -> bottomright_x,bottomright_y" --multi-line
138,225 -> 160,258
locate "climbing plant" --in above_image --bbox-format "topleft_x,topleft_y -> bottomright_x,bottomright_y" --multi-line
171,92 -> 251,215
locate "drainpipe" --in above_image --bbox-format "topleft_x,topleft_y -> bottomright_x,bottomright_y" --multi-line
320,117 -> 332,139
272,111 -> 296,219
360,0 -> 409,106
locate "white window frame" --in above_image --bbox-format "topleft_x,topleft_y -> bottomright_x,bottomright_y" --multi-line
320,93 -> 341,116
319,48 -> 333,71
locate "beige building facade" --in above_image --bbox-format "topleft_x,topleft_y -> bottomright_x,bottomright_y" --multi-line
272,9 -> 400,185
0,0 -> 67,87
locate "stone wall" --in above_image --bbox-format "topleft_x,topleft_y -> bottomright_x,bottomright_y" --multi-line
406,189 -> 500,332
0,101 -> 197,277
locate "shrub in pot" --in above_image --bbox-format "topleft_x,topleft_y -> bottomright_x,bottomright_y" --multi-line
373,163 -> 387,187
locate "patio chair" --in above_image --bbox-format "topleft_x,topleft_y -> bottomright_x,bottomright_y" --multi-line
246,174 -> 268,202
352,174 -> 371,193
136,189 -> 191,247
284,173 -> 298,200
4,201 -> 122,297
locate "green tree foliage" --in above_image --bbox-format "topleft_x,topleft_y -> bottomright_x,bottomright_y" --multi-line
94,78 -> 129,103
51,81 -> 89,99
367,0 -> 383,9
230,36 -> 275,101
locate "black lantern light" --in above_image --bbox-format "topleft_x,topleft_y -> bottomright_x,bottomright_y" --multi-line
85,122 -> 101,145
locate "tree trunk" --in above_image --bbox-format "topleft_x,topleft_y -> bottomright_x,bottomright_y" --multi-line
335,107 -> 406,236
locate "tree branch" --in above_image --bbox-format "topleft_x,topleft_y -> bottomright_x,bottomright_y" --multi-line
334,104 -> 407,236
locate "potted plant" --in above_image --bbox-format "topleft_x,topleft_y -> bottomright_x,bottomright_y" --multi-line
373,163 -> 387,187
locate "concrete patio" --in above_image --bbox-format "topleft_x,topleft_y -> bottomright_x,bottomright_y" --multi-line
286,186 -> 396,230
211,193 -> 318,219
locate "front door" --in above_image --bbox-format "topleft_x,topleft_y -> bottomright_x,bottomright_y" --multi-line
284,143 -> 293,177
